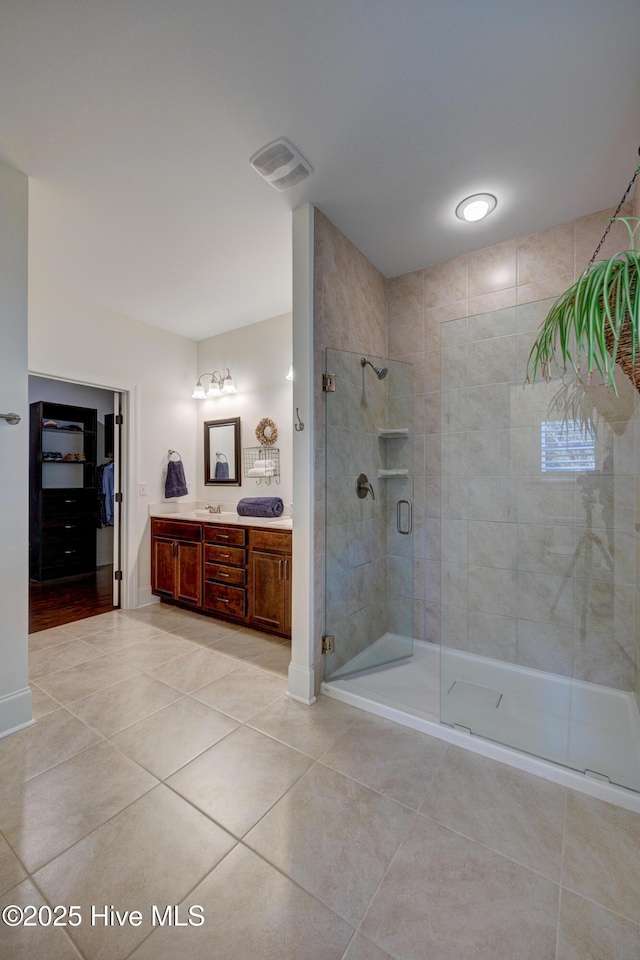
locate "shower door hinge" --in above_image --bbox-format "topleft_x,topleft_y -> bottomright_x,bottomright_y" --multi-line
322,374 -> 336,393
114,570 -> 123,581
115,414 -> 124,425
322,635 -> 335,654
115,492 -> 123,503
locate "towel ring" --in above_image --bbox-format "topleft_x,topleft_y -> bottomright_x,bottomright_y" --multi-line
168,449 -> 182,461
215,451 -> 228,461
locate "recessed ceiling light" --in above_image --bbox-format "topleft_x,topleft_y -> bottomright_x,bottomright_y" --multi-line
455,193 -> 497,222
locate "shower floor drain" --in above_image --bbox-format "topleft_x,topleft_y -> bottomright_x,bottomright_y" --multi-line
447,680 -> 503,709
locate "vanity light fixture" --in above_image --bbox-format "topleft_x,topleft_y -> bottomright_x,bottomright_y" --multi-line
286,364 -> 294,381
191,369 -> 236,399
455,193 -> 497,222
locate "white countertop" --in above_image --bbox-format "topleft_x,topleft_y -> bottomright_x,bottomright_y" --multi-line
149,509 -> 292,531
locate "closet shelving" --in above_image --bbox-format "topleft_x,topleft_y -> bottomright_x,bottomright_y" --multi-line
30,401 -> 98,580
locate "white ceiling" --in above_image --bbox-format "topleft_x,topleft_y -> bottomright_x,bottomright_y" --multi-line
1,0 -> 640,341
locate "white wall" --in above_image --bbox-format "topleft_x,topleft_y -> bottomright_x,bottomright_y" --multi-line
0,158 -> 31,736
196,312 -> 293,508
28,284 -> 198,607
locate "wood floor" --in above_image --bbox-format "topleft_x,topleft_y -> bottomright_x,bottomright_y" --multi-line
29,564 -> 117,633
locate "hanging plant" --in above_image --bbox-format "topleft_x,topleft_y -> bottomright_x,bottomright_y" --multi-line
526,152 -> 640,397
526,217 -> 640,396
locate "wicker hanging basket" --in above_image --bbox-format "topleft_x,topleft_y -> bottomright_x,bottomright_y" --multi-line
603,268 -> 640,391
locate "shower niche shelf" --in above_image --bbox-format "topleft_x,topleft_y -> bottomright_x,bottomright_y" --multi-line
377,426 -> 410,477
377,468 -> 409,478
376,427 -> 409,438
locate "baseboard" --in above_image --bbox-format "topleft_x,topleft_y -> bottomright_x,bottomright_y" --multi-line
136,586 -> 159,609
287,662 -> 316,705
0,687 -> 33,739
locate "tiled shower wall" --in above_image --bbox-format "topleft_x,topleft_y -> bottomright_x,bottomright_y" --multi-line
386,201 -> 640,700
314,201 -> 640,702
439,301 -> 638,691
313,211 -> 387,689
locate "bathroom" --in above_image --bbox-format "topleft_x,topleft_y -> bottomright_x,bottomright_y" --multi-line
312,203 -> 640,804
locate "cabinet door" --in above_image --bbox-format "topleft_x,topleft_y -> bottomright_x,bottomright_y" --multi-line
176,540 -> 202,606
152,537 -> 176,598
248,551 -> 286,633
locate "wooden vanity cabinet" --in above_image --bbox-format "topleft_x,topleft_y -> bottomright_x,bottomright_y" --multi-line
247,528 -> 292,637
151,519 -> 202,607
151,518 -> 292,637
203,524 -> 247,621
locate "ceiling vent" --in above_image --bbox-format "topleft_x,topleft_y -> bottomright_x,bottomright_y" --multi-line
249,138 -> 313,191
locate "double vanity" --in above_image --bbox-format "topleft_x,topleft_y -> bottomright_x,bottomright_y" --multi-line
150,511 -> 292,639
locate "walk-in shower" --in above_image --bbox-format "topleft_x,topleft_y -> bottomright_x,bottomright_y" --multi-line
322,302 -> 640,798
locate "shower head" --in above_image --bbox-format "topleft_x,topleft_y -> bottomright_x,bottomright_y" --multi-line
361,357 -> 388,380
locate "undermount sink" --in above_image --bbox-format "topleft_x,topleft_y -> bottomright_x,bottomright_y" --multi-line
194,510 -> 237,517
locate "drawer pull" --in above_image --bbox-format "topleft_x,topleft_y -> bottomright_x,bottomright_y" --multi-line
218,571 -> 230,578
64,524 -> 75,530
215,534 -> 230,540
217,597 -> 230,603
218,552 -> 230,558
64,499 -> 76,504
64,550 -> 76,555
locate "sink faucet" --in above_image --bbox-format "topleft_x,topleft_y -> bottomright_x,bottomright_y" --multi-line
205,504 -> 221,513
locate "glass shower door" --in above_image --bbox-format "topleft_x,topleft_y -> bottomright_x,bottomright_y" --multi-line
439,301 -> 640,793
324,347 -> 414,680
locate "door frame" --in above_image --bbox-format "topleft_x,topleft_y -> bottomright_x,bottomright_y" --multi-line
28,369 -> 138,610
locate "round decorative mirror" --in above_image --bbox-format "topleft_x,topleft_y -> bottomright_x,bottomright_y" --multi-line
255,417 -> 278,445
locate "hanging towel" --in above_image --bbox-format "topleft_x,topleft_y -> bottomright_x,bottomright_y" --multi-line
165,459 -> 188,498
214,460 -> 229,479
236,496 -> 284,518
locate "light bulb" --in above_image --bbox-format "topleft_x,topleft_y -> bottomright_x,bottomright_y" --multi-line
455,193 -> 497,222
192,382 -> 206,399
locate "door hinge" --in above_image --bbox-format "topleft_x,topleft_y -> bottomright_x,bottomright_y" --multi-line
322,373 -> 336,393
115,414 -> 124,425
114,570 -> 123,581
322,635 -> 335,654
115,492 -> 123,503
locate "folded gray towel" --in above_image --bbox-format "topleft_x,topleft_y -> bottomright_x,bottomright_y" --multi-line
165,460 -> 188,498
236,497 -> 284,518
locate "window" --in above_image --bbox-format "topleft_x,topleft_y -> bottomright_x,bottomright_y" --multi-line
541,419 -> 595,473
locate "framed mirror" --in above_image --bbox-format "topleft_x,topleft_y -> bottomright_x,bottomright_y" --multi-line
204,417 -> 241,485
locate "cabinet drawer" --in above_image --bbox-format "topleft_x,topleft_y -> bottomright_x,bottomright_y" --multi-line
43,489 -> 96,513
204,525 -> 246,546
204,582 -> 246,618
249,528 -> 292,554
42,517 -> 95,542
152,520 -> 202,542
42,537 -> 95,567
204,543 -> 245,567
205,562 -> 246,587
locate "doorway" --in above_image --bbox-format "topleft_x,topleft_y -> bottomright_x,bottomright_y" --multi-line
28,375 -> 123,632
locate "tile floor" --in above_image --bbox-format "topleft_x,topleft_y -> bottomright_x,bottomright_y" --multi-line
1,604 -> 639,959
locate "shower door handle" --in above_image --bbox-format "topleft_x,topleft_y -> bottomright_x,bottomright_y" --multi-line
397,500 -> 412,535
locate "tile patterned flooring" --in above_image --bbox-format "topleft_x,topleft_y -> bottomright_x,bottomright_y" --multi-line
1,605 -> 639,959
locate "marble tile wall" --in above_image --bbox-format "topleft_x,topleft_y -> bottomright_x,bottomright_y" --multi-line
387,201 -> 639,695
315,201 -> 639,700
313,211 -> 388,688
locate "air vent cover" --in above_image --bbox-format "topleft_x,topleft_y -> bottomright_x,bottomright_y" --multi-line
249,138 -> 313,191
